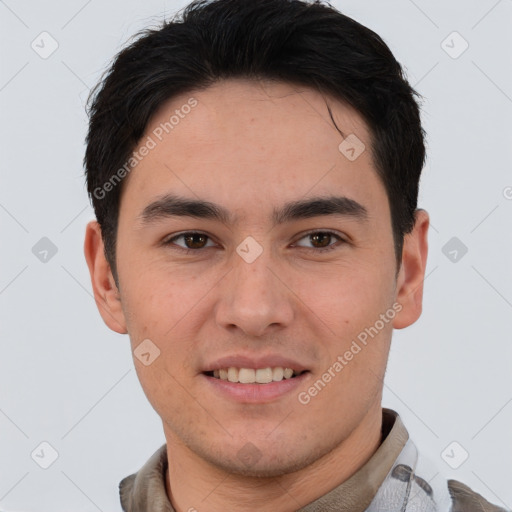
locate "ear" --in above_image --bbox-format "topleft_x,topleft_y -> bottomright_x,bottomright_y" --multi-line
84,220 -> 127,334
392,209 -> 429,329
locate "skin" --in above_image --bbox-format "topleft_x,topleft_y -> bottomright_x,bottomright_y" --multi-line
84,78 -> 429,512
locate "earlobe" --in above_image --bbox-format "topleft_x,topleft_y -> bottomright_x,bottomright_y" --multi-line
392,209 -> 429,330
84,220 -> 128,334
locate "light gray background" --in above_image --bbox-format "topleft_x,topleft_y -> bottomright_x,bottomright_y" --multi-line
1,0 -> 511,511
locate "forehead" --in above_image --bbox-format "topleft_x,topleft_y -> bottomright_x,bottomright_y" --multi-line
119,78 -> 384,221
148,78 -> 371,154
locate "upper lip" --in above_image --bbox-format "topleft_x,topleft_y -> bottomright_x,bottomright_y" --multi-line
202,354 -> 309,373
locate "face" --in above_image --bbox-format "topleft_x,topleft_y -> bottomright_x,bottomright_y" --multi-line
86,78 -> 428,478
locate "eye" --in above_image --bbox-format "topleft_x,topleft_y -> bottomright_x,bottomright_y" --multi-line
293,230 -> 345,252
162,230 -> 346,254
163,231 -> 216,251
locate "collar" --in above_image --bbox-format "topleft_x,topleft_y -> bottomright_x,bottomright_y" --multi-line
119,408 -> 408,512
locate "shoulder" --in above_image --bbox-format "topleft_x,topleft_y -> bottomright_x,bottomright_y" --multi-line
119,444 -> 171,511
448,479 -> 509,512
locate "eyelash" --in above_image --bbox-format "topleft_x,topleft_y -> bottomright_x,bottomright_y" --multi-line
162,230 -> 346,254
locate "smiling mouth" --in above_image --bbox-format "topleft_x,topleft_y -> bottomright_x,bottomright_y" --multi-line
203,367 -> 308,384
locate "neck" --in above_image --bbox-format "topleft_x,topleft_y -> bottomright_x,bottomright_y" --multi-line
164,405 -> 383,512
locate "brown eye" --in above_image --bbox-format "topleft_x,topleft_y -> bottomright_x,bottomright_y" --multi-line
310,232 -> 332,248
183,233 -> 208,249
164,232 -> 215,251
294,230 -> 344,252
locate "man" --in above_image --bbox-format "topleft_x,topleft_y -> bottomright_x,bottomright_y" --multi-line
83,0 -> 507,510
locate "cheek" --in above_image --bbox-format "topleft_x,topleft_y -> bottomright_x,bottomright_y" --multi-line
293,262 -> 396,380
132,357 -> 197,429
119,265 -> 212,372
298,261 -> 393,324
121,274 -> 201,413
118,256 -> 195,332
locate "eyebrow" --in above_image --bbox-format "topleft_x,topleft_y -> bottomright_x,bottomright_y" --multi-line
137,193 -> 368,227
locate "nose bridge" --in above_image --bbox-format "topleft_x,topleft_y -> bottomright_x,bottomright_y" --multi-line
216,241 -> 293,335
235,248 -> 273,296
232,243 -> 277,310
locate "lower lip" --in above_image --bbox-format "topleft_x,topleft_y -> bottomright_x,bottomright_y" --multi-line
202,372 -> 310,403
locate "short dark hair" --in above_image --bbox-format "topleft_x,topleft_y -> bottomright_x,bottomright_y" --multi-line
84,0 -> 426,282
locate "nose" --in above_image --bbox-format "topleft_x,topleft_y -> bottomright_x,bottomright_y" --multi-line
214,247 -> 295,337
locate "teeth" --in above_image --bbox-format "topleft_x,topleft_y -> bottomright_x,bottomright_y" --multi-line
211,366 -> 299,383
256,368 -> 273,384
239,368 -> 255,383
283,368 -> 293,379
227,367 -> 238,383
272,367 -> 284,381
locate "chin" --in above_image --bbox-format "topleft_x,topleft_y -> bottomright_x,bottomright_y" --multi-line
209,455 -> 312,478
197,438 -> 327,479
